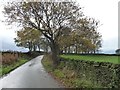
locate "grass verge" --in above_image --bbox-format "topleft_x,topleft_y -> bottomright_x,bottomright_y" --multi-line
0,58 -> 28,77
42,54 -> 102,88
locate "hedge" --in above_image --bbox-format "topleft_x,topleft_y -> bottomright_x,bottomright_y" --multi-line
60,58 -> 120,88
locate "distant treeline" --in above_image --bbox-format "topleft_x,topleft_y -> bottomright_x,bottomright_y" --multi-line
0,50 -> 25,53
62,53 -> 120,56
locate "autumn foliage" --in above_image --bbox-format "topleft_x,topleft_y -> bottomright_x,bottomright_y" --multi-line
1,52 -> 19,65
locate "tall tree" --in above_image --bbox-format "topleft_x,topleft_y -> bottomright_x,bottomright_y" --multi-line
75,17 -> 102,53
14,27 -> 42,52
58,17 -> 102,54
4,2 -> 83,67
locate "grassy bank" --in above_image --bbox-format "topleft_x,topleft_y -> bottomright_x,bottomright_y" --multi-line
0,51 -> 43,77
0,58 -> 28,77
42,54 -> 120,88
42,54 -> 99,88
61,54 -> 120,64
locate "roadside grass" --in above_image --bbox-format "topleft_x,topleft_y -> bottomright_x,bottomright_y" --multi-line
41,54 -> 54,72
42,54 -> 102,88
61,54 -> 120,64
0,58 -> 28,77
0,51 -> 42,77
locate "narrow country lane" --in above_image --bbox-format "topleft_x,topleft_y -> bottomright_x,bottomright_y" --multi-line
0,55 -> 62,88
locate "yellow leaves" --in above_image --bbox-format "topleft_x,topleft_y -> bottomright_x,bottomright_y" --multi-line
22,2 -> 31,11
15,27 -> 41,47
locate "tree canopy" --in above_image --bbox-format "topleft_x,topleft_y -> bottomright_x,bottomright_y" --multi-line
14,27 -> 42,51
4,1 -> 102,66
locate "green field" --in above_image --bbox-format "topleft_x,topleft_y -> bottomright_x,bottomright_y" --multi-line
61,54 -> 120,64
0,59 -> 28,77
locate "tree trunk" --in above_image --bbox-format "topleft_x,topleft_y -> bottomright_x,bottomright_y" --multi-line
68,46 -> 70,54
60,50 -> 63,54
50,42 -> 60,68
75,45 -> 78,54
38,44 -> 41,52
45,45 -> 48,53
28,42 -> 32,52
64,47 -> 67,54
33,44 -> 36,51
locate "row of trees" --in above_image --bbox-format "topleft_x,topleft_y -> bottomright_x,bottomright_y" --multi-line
4,1 -> 102,67
58,18 -> 102,54
14,17 -> 101,54
14,27 -> 49,52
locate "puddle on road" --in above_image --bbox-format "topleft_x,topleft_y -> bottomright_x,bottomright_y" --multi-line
29,63 -> 35,67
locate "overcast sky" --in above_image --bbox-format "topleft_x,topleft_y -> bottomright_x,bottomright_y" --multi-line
0,0 -> 119,53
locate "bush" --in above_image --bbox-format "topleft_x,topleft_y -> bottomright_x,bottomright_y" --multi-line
60,58 -> 120,88
53,69 -> 65,78
73,79 -> 96,88
41,54 -> 54,72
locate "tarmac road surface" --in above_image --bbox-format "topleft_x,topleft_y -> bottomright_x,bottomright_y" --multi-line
0,55 -> 62,88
